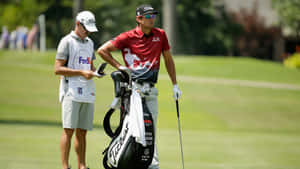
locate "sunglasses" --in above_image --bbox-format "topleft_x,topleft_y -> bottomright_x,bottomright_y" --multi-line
143,14 -> 156,19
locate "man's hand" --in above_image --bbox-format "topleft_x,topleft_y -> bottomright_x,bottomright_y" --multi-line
81,70 -> 95,80
118,65 -> 131,75
173,84 -> 182,100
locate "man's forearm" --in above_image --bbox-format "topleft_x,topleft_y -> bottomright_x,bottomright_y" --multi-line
91,62 -> 96,72
97,48 -> 121,69
54,66 -> 83,77
165,58 -> 177,85
163,50 -> 177,85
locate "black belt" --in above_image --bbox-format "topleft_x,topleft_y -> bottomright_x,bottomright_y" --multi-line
134,79 -> 155,87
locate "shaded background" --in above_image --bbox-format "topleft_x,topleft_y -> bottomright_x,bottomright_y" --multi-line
1,0 -> 300,62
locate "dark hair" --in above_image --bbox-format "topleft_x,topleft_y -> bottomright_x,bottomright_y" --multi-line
136,16 -> 141,25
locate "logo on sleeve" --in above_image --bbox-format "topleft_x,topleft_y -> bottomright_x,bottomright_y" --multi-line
152,37 -> 160,42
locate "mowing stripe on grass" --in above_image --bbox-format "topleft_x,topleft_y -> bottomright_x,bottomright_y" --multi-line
160,75 -> 300,91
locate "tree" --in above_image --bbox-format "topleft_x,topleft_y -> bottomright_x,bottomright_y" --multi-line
176,0 -> 242,55
85,0 -> 161,48
0,0 -> 51,31
272,0 -> 300,39
163,0 -> 177,53
73,0 -> 84,21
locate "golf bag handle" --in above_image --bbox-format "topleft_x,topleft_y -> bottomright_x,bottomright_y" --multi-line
103,108 -> 116,138
103,70 -> 131,138
103,108 -> 124,138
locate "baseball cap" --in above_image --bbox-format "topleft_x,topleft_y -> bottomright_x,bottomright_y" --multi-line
76,11 -> 98,32
136,4 -> 158,16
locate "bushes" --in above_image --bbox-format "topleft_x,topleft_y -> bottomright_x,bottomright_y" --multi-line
229,4 -> 281,59
176,2 -> 242,55
284,53 -> 300,68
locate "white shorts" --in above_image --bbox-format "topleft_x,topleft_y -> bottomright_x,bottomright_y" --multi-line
62,95 -> 94,131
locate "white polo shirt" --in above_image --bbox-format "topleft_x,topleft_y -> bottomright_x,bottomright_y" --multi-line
56,31 -> 96,103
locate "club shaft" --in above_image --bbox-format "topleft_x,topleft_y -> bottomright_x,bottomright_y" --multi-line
176,100 -> 185,169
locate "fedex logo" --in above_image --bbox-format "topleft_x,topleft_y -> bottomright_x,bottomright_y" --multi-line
79,56 -> 91,64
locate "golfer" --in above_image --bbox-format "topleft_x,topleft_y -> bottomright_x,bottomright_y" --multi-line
54,11 -> 99,169
97,4 -> 181,169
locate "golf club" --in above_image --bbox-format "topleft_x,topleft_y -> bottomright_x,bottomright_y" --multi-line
176,99 -> 185,169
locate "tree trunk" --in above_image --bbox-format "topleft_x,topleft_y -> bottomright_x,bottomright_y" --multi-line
273,34 -> 284,61
163,0 -> 177,54
73,0 -> 85,23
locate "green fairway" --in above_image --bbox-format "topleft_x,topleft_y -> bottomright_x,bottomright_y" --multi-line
1,51 -> 300,169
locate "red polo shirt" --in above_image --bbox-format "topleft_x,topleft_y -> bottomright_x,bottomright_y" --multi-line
111,26 -> 170,83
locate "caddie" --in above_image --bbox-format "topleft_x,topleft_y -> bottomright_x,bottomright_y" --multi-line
54,10 -> 99,169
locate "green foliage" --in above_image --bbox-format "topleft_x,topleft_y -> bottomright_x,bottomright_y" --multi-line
0,0 -> 50,31
0,0 -> 242,54
284,53 -> 300,68
86,0 -> 161,47
176,1 -> 242,55
230,6 -> 281,59
272,0 -> 300,36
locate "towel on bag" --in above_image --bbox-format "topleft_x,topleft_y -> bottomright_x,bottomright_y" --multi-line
129,88 -> 146,146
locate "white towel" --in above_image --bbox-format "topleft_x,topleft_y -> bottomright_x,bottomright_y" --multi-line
59,76 -> 67,103
129,88 -> 146,146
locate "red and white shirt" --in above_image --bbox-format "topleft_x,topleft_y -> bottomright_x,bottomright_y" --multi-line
111,26 -> 170,83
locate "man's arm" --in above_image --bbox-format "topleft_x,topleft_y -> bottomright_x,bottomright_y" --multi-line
162,50 -> 177,85
91,60 -> 96,72
97,41 -> 122,69
54,59 -> 94,80
162,50 -> 182,100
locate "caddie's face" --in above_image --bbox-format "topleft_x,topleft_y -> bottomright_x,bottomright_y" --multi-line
77,22 -> 91,37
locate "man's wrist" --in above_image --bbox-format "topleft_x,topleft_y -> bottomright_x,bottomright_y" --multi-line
78,70 -> 84,76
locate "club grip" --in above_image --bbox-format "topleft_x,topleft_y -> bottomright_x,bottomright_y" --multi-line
176,100 -> 179,118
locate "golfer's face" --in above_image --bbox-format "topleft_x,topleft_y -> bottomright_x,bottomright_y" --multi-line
142,14 -> 156,28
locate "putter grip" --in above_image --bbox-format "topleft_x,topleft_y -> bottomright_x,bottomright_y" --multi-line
176,100 -> 179,118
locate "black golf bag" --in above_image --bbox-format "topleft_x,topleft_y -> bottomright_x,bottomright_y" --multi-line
102,70 -> 155,169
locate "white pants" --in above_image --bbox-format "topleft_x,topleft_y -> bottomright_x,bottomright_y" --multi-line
144,86 -> 159,169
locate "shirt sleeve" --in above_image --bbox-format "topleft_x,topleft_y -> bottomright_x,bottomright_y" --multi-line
110,32 -> 128,50
56,37 -> 69,60
162,30 -> 170,51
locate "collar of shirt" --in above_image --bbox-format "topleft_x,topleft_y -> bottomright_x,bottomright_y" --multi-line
70,31 -> 88,43
135,26 -> 154,38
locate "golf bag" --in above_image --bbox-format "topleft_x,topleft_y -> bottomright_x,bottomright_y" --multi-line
102,70 -> 155,169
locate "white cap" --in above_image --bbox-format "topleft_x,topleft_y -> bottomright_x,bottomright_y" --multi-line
76,11 -> 98,32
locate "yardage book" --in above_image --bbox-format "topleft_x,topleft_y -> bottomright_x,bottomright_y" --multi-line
93,63 -> 107,77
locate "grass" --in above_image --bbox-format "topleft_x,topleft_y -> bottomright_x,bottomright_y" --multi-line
1,50 -> 300,169
172,55 -> 300,85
